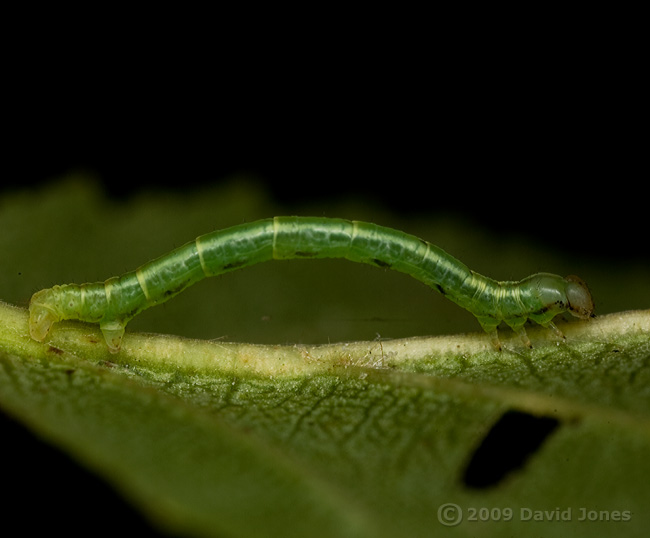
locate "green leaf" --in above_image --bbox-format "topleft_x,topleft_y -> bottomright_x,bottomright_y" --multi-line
1,177 -> 649,537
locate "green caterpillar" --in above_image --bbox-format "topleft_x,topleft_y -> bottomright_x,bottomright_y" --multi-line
29,217 -> 594,353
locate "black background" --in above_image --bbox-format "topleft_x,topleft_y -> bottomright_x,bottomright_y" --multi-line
3,25 -> 647,263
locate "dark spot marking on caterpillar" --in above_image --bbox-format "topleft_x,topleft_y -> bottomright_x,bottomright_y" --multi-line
48,345 -> 64,355
373,259 -> 391,268
117,309 -> 134,321
223,260 -> 247,270
294,251 -> 317,258
435,284 -> 446,295
163,280 -> 192,298
462,410 -> 560,489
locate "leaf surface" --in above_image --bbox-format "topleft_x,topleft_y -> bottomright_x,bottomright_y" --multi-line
1,178 -> 649,537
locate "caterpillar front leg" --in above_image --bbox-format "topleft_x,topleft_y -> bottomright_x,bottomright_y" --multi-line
487,329 -> 502,351
544,321 -> 566,342
477,317 -> 502,351
513,326 -> 532,348
505,318 -> 532,348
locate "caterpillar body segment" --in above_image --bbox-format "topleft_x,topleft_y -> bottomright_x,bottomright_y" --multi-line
29,217 -> 594,353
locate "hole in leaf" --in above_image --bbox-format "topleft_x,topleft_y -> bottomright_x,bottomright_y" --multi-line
462,410 -> 560,489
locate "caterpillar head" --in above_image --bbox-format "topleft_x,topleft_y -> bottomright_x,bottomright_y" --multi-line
29,289 -> 61,342
564,275 -> 595,320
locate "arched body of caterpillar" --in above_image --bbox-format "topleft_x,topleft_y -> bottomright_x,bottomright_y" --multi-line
29,217 -> 595,353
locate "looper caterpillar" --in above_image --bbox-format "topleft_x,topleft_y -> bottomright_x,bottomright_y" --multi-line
29,217 -> 594,353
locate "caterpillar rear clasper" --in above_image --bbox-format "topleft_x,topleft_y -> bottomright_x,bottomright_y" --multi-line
29,217 -> 594,353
